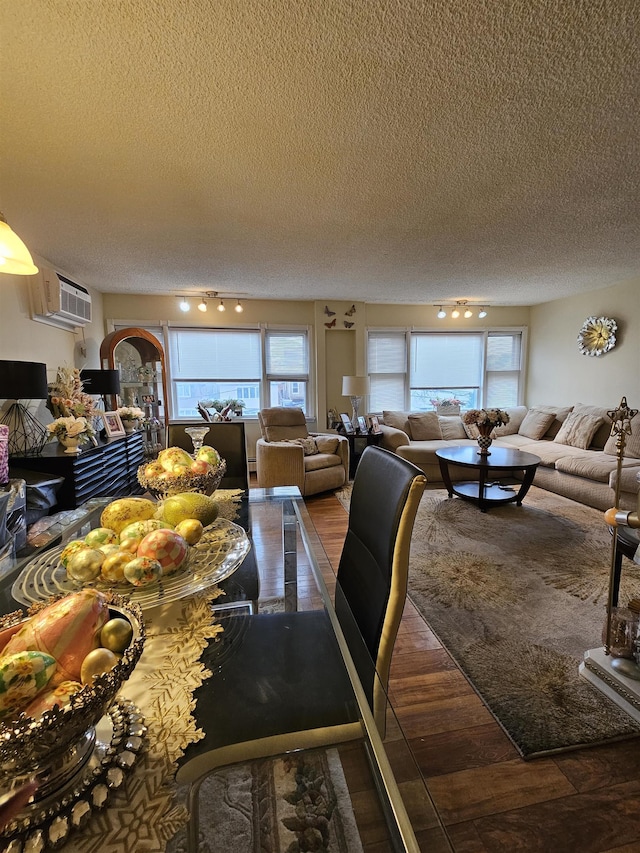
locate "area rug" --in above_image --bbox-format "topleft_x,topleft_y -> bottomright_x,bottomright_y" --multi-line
167,748 -> 364,853
335,484 -> 640,758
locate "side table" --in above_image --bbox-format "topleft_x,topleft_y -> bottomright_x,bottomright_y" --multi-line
346,431 -> 382,479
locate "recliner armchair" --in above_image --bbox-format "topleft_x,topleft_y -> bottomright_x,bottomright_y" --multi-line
256,407 -> 349,496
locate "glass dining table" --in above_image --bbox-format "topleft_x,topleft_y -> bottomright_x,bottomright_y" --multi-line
0,486 -> 452,853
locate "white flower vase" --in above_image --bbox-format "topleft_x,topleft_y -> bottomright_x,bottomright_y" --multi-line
59,436 -> 81,454
122,419 -> 139,434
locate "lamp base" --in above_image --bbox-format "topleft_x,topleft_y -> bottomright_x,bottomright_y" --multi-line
1,402 -> 48,457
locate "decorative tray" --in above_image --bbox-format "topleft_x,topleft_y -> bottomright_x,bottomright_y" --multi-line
12,518 -> 251,610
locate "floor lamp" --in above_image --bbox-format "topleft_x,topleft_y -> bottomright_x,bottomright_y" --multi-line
342,375 -> 370,425
0,361 -> 49,457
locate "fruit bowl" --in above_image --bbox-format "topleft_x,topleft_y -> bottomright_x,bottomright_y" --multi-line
137,457 -> 226,499
0,593 -> 145,786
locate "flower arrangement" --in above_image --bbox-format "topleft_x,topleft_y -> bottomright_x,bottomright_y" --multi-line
430,397 -> 462,408
462,408 -> 510,429
47,416 -> 95,443
47,366 -> 97,420
116,406 -> 145,422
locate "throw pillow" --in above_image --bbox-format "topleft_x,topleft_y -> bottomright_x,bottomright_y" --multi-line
518,409 -> 557,440
526,404 -> 574,438
314,435 -> 340,454
553,412 -> 605,449
571,403 -> 613,449
438,416 -> 467,440
408,412 -> 442,440
492,406 -> 528,437
284,437 -> 318,455
604,411 -> 640,459
382,411 -> 411,434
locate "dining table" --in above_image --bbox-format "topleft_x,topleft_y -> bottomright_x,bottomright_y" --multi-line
0,486 -> 450,853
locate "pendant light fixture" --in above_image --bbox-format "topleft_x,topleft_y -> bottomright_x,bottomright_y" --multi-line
0,213 -> 38,275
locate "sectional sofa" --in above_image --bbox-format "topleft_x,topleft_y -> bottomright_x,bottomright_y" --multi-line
378,404 -> 640,511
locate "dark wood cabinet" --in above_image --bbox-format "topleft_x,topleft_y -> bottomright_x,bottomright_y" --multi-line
10,432 -> 144,510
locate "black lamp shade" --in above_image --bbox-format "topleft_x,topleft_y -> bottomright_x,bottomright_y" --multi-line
80,369 -> 121,395
0,361 -> 48,400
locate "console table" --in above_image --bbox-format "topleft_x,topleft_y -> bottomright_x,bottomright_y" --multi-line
9,432 -> 144,510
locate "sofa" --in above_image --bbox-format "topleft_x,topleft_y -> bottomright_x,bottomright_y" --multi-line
378,404 -> 640,511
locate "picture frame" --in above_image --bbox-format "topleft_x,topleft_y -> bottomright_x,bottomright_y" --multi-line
142,394 -> 155,404
368,414 -> 382,434
357,415 -> 368,434
103,411 -> 126,438
339,413 -> 355,434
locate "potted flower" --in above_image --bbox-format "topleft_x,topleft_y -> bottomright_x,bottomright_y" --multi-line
223,398 -> 246,416
47,416 -> 95,453
116,406 -> 145,433
462,408 -> 510,455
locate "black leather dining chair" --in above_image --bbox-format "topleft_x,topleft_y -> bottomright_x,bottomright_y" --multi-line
176,446 -> 426,850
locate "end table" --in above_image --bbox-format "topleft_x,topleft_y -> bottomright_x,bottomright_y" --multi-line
346,431 -> 382,479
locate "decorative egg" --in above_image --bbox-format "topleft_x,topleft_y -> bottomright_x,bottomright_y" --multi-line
174,518 -> 204,545
80,648 -> 119,685
23,680 -> 83,720
196,445 -> 221,466
190,459 -> 209,475
123,556 -> 163,587
120,536 -> 142,554
100,618 -> 133,653
59,539 -> 91,570
84,527 -> 119,548
137,529 -> 188,575
119,519 -> 172,543
100,551 -> 134,584
0,651 -> 57,719
100,497 -> 157,535
67,548 -> 104,583
3,590 -> 110,684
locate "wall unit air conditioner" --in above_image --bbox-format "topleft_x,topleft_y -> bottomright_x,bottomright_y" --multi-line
28,267 -> 93,329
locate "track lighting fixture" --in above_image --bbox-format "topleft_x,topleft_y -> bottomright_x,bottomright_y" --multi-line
179,297 -> 190,312
234,300 -> 243,313
217,299 -> 225,312
198,297 -> 207,312
435,301 -> 489,320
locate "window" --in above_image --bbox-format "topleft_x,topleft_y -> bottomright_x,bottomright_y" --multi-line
367,329 -> 524,411
166,326 -> 311,419
265,329 -> 309,412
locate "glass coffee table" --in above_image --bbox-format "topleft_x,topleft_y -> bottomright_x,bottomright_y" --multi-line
436,445 -> 541,512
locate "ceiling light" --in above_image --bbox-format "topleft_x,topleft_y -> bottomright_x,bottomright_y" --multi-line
464,307 -> 473,318
437,306 -> 446,319
451,306 -> 460,319
198,297 -> 207,312
0,212 -> 38,275
478,307 -> 488,319
234,300 -> 243,313
217,299 -> 226,312
179,297 -> 190,312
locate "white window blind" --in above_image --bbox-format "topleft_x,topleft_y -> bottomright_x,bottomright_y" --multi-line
368,331 -> 407,411
485,331 -> 522,407
265,330 -> 309,378
411,333 -> 484,387
169,329 -> 261,380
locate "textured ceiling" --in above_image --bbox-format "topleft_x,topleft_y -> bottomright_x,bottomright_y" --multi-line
1,0 -> 639,306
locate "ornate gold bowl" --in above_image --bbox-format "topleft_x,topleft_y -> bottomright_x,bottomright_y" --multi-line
137,457 -> 226,499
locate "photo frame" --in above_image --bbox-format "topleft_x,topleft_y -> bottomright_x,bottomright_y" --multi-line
357,415 -> 368,434
339,413 -> 355,434
103,411 -> 126,438
368,414 -> 382,434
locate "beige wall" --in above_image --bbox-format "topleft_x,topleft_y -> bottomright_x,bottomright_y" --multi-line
528,277 -> 639,409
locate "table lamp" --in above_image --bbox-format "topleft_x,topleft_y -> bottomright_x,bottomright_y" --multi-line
0,360 -> 49,456
342,375 -> 370,424
79,369 -> 121,411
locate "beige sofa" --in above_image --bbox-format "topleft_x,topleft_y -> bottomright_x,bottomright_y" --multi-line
378,404 -> 640,511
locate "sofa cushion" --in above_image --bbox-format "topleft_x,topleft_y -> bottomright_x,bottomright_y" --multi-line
383,410 -> 411,433
314,435 -> 340,454
610,467 -> 640,495
492,406 -> 528,437
553,411 -> 605,450
304,452 -> 342,472
408,412 -> 442,440
555,451 -> 637,484
526,404 -> 574,438
604,411 -> 640,459
519,409 -> 557,440
520,442 -> 586,467
571,403 -> 612,448
439,416 -> 467,440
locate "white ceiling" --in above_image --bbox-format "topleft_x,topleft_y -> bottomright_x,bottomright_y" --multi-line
1,0 -> 639,306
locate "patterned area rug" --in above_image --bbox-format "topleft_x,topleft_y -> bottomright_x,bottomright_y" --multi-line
336,484 -> 640,758
167,748 -> 364,853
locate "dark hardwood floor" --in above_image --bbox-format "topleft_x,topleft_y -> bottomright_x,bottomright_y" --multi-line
302,488 -> 640,853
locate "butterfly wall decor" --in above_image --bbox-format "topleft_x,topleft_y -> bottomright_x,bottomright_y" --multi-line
324,318 -> 336,329
324,305 -> 336,317
345,305 -> 356,316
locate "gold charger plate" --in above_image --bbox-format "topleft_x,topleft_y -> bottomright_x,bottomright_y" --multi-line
12,518 -> 251,610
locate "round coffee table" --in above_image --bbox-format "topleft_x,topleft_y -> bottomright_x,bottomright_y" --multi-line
436,445 -> 541,512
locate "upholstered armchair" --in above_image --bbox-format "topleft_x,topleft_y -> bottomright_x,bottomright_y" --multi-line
256,407 -> 349,496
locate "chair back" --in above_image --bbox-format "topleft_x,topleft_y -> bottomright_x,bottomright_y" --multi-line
258,407 -> 309,442
335,446 -> 426,734
166,421 -> 249,489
